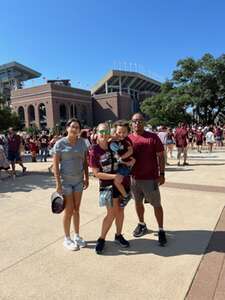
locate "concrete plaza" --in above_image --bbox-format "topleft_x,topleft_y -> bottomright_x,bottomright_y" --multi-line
0,148 -> 225,300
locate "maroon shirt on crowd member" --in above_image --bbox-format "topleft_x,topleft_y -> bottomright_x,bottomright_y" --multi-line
175,127 -> 188,148
39,135 -> 49,148
8,134 -> 21,153
196,131 -> 204,142
89,144 -> 130,188
128,131 -> 164,180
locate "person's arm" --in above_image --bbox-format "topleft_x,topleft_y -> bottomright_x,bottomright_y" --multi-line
120,145 -> 133,160
83,151 -> 89,190
53,153 -> 63,194
156,151 -> 165,185
92,167 -> 123,184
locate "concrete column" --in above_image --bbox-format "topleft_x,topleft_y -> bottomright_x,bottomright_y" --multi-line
105,81 -> 108,94
24,106 -> 29,128
119,76 -> 122,95
34,104 -> 40,129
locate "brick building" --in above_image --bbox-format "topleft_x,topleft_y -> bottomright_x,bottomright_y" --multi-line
11,80 -> 93,129
2,62 -> 161,129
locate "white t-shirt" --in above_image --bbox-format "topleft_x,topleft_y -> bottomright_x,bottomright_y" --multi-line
206,131 -> 214,143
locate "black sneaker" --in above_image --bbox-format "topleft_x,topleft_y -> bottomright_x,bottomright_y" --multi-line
120,193 -> 131,208
95,238 -> 105,254
133,223 -> 148,237
158,230 -> 167,246
114,234 -> 130,248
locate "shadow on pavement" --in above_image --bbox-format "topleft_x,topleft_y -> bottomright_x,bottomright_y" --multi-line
188,162 -> 225,166
166,167 -> 194,172
85,230 -> 225,256
0,172 -> 55,194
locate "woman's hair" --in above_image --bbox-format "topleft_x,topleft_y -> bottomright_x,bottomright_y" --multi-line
66,118 -> 82,129
63,118 -> 82,136
97,122 -> 109,131
80,130 -> 88,139
113,120 -> 130,133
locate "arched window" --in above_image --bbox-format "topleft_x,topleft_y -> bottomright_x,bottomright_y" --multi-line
18,106 -> 25,122
59,104 -> 67,126
70,104 -> 74,118
81,105 -> 87,125
28,105 -> 35,126
18,106 -> 25,127
39,103 -> 47,129
74,104 -> 77,117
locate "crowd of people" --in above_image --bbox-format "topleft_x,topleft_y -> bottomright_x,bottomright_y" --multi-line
0,117 -> 224,254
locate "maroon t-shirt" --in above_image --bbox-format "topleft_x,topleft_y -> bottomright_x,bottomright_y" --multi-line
89,144 -> 130,188
196,132 -> 204,142
128,131 -> 164,180
7,134 -> 21,152
175,128 -> 188,147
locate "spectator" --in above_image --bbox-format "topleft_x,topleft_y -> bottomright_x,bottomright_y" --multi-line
129,113 -> 167,247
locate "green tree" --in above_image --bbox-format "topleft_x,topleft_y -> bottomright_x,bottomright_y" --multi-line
141,53 -> 225,125
0,92 -> 20,131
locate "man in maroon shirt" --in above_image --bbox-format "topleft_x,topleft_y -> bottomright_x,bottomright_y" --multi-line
7,128 -> 26,176
174,123 -> 189,166
129,113 -> 167,246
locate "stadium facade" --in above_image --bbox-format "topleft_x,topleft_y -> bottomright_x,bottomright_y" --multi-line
0,62 -> 161,129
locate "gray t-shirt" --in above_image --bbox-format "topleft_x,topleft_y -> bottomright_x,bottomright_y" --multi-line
53,137 -> 88,183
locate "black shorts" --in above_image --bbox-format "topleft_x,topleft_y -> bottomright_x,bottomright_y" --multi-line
8,151 -> 21,162
112,184 -> 130,198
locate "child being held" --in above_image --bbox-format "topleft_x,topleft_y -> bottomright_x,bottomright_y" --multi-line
110,120 -> 135,207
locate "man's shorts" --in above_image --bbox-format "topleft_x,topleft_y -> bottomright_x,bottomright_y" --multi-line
131,178 -> 161,208
62,180 -> 83,196
8,151 -> 21,162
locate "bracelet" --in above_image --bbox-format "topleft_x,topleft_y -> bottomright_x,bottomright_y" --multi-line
160,172 -> 165,176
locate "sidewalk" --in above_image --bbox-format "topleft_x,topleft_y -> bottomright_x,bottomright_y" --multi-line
0,149 -> 225,300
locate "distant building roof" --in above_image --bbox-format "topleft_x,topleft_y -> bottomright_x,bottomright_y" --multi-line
91,70 -> 161,95
0,61 -> 41,82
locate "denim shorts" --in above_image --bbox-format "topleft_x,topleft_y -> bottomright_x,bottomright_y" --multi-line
62,181 -> 83,196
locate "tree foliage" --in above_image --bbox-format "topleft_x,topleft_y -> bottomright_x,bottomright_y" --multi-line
0,93 -> 20,131
141,53 -> 225,126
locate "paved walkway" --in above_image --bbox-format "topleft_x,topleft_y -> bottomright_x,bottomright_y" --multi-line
0,148 -> 225,300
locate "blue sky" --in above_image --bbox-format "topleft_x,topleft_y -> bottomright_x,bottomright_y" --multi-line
1,0 -> 225,89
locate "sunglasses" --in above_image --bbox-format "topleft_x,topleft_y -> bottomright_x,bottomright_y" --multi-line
132,119 -> 144,124
98,129 -> 110,135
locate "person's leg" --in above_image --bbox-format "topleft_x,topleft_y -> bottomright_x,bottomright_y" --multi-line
145,183 -> 167,246
177,147 -> 182,165
154,206 -> 164,228
11,161 -> 16,175
131,178 -> 145,223
164,146 -> 168,165
135,201 -> 145,223
72,191 -> 82,235
63,193 -> 74,238
113,179 -> 127,198
62,189 -> 79,251
183,147 -> 188,164
40,148 -> 44,161
114,198 -> 124,235
72,190 -> 86,247
100,206 -> 115,239
43,147 -> 48,162
113,197 -> 129,247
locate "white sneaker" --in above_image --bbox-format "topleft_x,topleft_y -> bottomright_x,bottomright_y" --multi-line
63,238 -> 79,251
74,235 -> 86,248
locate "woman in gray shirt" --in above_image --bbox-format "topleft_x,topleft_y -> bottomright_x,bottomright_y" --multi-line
53,118 -> 89,251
